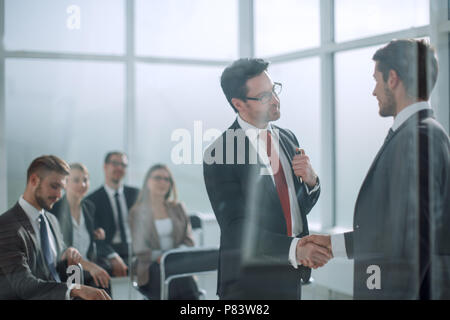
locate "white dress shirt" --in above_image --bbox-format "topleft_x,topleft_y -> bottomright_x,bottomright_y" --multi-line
18,196 -> 73,300
71,209 -> 91,260
236,116 -> 320,269
330,101 -> 432,258
103,184 -> 132,245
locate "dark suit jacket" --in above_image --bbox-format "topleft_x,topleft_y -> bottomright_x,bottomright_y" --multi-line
0,203 -> 70,299
203,120 -> 320,299
50,196 -> 101,262
86,185 -> 139,258
344,109 -> 450,299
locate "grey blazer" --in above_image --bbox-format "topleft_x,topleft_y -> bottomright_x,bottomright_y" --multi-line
128,201 -> 194,286
0,203 -> 69,300
344,109 -> 450,299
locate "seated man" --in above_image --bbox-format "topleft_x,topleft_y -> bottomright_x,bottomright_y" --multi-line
87,151 -> 139,277
0,155 -> 111,300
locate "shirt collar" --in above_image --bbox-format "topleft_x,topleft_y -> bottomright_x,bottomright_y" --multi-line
392,101 -> 431,132
237,114 -> 274,135
104,183 -> 124,197
18,195 -> 45,223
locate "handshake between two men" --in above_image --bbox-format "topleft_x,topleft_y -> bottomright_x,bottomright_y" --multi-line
296,234 -> 332,269
292,149 -> 333,269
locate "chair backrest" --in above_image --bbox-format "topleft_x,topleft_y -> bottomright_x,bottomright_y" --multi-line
189,213 -> 205,246
160,246 -> 219,300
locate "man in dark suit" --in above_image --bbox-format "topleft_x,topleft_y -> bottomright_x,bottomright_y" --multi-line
0,155 -> 111,299
301,39 -> 450,299
86,151 -> 139,277
203,58 -> 332,300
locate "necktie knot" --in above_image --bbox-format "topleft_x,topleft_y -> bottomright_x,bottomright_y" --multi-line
385,128 -> 395,143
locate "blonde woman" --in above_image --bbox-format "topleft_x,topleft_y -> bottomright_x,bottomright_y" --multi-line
129,164 -> 199,300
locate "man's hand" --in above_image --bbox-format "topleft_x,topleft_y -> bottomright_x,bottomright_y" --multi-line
70,285 -> 111,300
299,234 -> 332,253
93,228 -> 106,240
292,149 -> 317,188
110,255 -> 128,277
62,247 -> 82,266
82,260 -> 111,288
296,240 -> 332,269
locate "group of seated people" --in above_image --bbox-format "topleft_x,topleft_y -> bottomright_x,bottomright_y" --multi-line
0,151 -> 201,300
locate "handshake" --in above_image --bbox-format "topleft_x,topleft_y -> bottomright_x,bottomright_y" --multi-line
296,234 -> 333,269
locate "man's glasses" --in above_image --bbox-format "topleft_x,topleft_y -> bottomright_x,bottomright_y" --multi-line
107,160 -> 128,168
245,82 -> 282,104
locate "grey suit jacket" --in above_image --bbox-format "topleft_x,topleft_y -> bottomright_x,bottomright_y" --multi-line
344,109 -> 450,299
0,203 -> 69,300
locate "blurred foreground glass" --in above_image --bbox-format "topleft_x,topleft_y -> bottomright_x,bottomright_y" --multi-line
134,63 -> 234,213
5,0 -> 125,54
254,0 -> 320,57
5,59 -> 125,207
335,0 -> 429,43
135,0 -> 238,60
269,57 -> 322,227
335,46 -> 392,227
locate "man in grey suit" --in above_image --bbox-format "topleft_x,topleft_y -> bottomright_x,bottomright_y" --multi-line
301,39 -> 450,299
0,155 -> 111,300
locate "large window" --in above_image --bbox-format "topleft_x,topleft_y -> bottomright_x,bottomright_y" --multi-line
254,0 -> 320,57
5,0 -> 125,54
1,0 -> 449,230
335,0 -> 429,43
5,59 -> 125,207
334,46 -> 391,227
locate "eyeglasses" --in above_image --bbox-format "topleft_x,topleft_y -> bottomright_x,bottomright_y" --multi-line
107,160 -> 128,168
245,82 -> 282,104
151,175 -> 171,182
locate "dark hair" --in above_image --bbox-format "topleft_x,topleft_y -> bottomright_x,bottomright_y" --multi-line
373,39 -> 438,100
27,155 -> 70,182
220,58 -> 270,113
104,151 -> 127,164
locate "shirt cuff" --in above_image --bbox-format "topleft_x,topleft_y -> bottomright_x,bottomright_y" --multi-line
289,238 -> 300,269
66,283 -> 77,300
330,233 -> 348,258
107,252 -> 119,260
305,180 -> 320,195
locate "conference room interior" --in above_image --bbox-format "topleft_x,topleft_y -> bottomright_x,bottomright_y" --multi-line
0,0 -> 449,300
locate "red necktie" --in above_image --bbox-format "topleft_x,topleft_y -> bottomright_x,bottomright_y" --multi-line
263,130 -> 292,236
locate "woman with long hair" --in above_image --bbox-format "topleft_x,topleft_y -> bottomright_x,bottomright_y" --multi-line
129,164 -> 199,299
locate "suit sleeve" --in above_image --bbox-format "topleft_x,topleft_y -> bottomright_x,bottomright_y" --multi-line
286,129 -> 321,216
203,159 -> 293,265
0,221 -> 68,300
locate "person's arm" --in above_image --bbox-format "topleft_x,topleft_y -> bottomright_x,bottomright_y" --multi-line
0,228 -> 69,300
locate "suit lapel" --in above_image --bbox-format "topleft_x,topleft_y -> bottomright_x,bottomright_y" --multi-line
356,109 -> 434,212
14,203 -> 40,255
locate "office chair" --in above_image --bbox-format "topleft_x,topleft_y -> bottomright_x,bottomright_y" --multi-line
159,246 -> 219,300
189,212 -> 205,246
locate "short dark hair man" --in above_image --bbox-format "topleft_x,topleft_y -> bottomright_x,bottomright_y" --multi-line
87,151 -> 139,277
301,39 -> 450,299
0,155 -> 111,299
203,58 -> 331,300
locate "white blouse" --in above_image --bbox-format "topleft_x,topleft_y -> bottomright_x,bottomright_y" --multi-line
151,218 -> 174,261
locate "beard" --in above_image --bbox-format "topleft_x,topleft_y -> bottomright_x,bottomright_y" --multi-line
379,86 -> 397,117
35,184 -> 56,211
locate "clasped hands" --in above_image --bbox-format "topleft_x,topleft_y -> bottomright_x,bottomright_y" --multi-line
296,234 -> 333,269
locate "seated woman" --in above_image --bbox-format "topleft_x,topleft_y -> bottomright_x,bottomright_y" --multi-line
51,163 -> 111,291
129,164 -> 199,300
